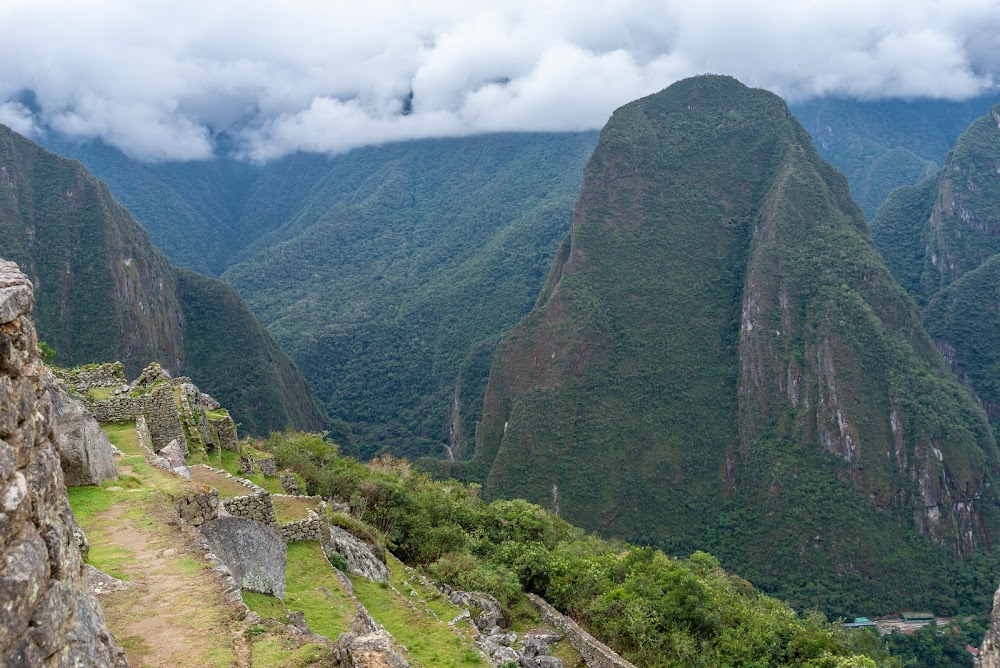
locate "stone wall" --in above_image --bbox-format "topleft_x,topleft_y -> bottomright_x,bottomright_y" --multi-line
59,362 -> 125,391
144,385 -> 183,452
87,396 -> 142,423
280,472 -> 301,495
210,414 -> 238,452
225,491 -> 277,527
174,489 -> 220,527
527,594 -> 636,668
257,457 -> 277,477
0,259 -> 128,666
278,502 -> 328,543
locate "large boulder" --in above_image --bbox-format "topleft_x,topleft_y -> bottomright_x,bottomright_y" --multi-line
47,377 -> 118,486
324,525 -> 389,583
446,589 -> 508,631
200,516 -> 287,599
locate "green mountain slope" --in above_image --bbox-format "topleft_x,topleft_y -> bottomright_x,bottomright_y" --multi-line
468,76 -> 998,615
791,96 -> 995,218
0,123 -> 326,434
873,102 -> 1000,439
222,133 -> 598,458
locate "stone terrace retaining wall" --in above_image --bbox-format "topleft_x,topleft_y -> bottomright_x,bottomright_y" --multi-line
87,395 -> 142,423
195,465 -> 278,527
277,499 -> 329,543
527,594 -> 636,668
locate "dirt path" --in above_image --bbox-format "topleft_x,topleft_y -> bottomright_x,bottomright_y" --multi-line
88,495 -> 248,667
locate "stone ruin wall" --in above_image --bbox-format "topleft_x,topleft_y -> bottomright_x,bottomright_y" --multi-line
210,414 -> 239,452
0,259 -> 127,666
144,385 -> 184,452
87,396 -> 142,423
527,594 -> 637,668
174,489 -> 221,527
57,363 -> 125,391
276,499 -> 329,543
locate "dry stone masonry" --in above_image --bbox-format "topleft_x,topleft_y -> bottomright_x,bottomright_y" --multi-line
0,259 -> 128,667
53,362 -> 124,391
210,413 -> 238,452
277,501 -> 328,542
280,471 -> 301,495
174,488 -> 221,527
528,594 -> 636,668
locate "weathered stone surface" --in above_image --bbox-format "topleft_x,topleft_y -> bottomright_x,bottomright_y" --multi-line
47,377 -> 118,486
257,457 -> 277,478
324,525 -> 389,583
0,259 -> 128,667
151,438 -> 190,479
280,471 -> 301,495
445,588 -> 508,631
278,504 -> 328,543
83,564 -> 133,596
210,414 -> 239,452
174,488 -> 220,527
200,516 -> 287,599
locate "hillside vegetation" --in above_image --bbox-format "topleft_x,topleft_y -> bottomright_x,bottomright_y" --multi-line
873,102 -> 1000,440
0,123 -> 326,434
465,75 -> 999,617
791,95 -> 995,217
222,133 -> 598,458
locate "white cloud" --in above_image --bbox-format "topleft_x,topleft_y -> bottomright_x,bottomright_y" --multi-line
0,0 -> 997,161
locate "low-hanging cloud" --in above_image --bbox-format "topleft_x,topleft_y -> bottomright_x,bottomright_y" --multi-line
0,0 -> 997,162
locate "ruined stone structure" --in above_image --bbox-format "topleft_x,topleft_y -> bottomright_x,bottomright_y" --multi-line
280,471 -> 301,495
53,362 -> 125,391
174,489 -> 221,527
86,396 -> 142,424
210,413 -> 239,452
0,259 -> 128,666
528,594 -> 635,668
144,385 -> 184,452
256,456 -> 277,477
277,504 -> 328,543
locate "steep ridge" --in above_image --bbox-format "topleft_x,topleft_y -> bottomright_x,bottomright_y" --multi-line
469,75 -> 998,615
874,102 -> 1000,439
0,124 -> 326,434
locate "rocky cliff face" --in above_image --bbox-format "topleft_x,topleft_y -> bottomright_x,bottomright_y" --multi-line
983,584 -> 1000,668
471,76 -> 998,614
0,259 -> 127,666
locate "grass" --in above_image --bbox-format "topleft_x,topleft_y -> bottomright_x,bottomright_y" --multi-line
250,636 -> 334,667
244,542 -> 356,640
351,554 -> 483,667
273,496 -> 316,523
206,408 -> 230,420
85,386 -> 117,401
102,421 -> 139,454
189,465 -> 254,499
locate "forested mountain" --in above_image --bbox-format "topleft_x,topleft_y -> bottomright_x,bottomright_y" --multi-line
0,123 -> 327,434
464,75 -> 1000,616
790,95 -> 996,217
223,134 -> 599,458
873,102 -> 1000,437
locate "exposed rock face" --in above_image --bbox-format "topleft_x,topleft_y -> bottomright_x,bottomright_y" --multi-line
335,605 -> 410,668
983,585 -> 1000,668
324,525 -> 389,583
280,471 -> 301,495
200,516 -> 287,599
47,379 -> 118,486
444,589 -> 508,632
0,259 -> 128,666
150,438 -> 190,479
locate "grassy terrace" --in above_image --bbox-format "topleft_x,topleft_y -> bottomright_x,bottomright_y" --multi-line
350,554 -> 483,667
85,386 -> 117,402
243,541 -> 356,640
272,495 -> 316,523
189,465 -> 254,499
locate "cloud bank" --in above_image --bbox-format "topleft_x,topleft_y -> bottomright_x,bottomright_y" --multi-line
0,0 -> 997,162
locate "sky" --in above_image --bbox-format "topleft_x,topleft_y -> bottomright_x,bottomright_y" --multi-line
0,0 -> 998,162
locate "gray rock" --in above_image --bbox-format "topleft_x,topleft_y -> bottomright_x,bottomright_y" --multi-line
337,628 -> 410,667
447,590 -> 508,631
200,516 -> 287,599
47,377 -> 118,486
151,438 -> 190,479
520,634 -> 550,657
535,657 -> 564,668
324,525 -> 389,583
286,611 -> 311,635
83,564 -> 133,595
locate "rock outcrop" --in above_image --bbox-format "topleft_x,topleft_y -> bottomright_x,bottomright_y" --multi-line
335,604 -> 410,668
324,525 -> 389,583
200,516 -> 287,599
47,379 -> 118,486
150,438 -> 190,479
0,259 -> 128,666
982,585 -> 1000,668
